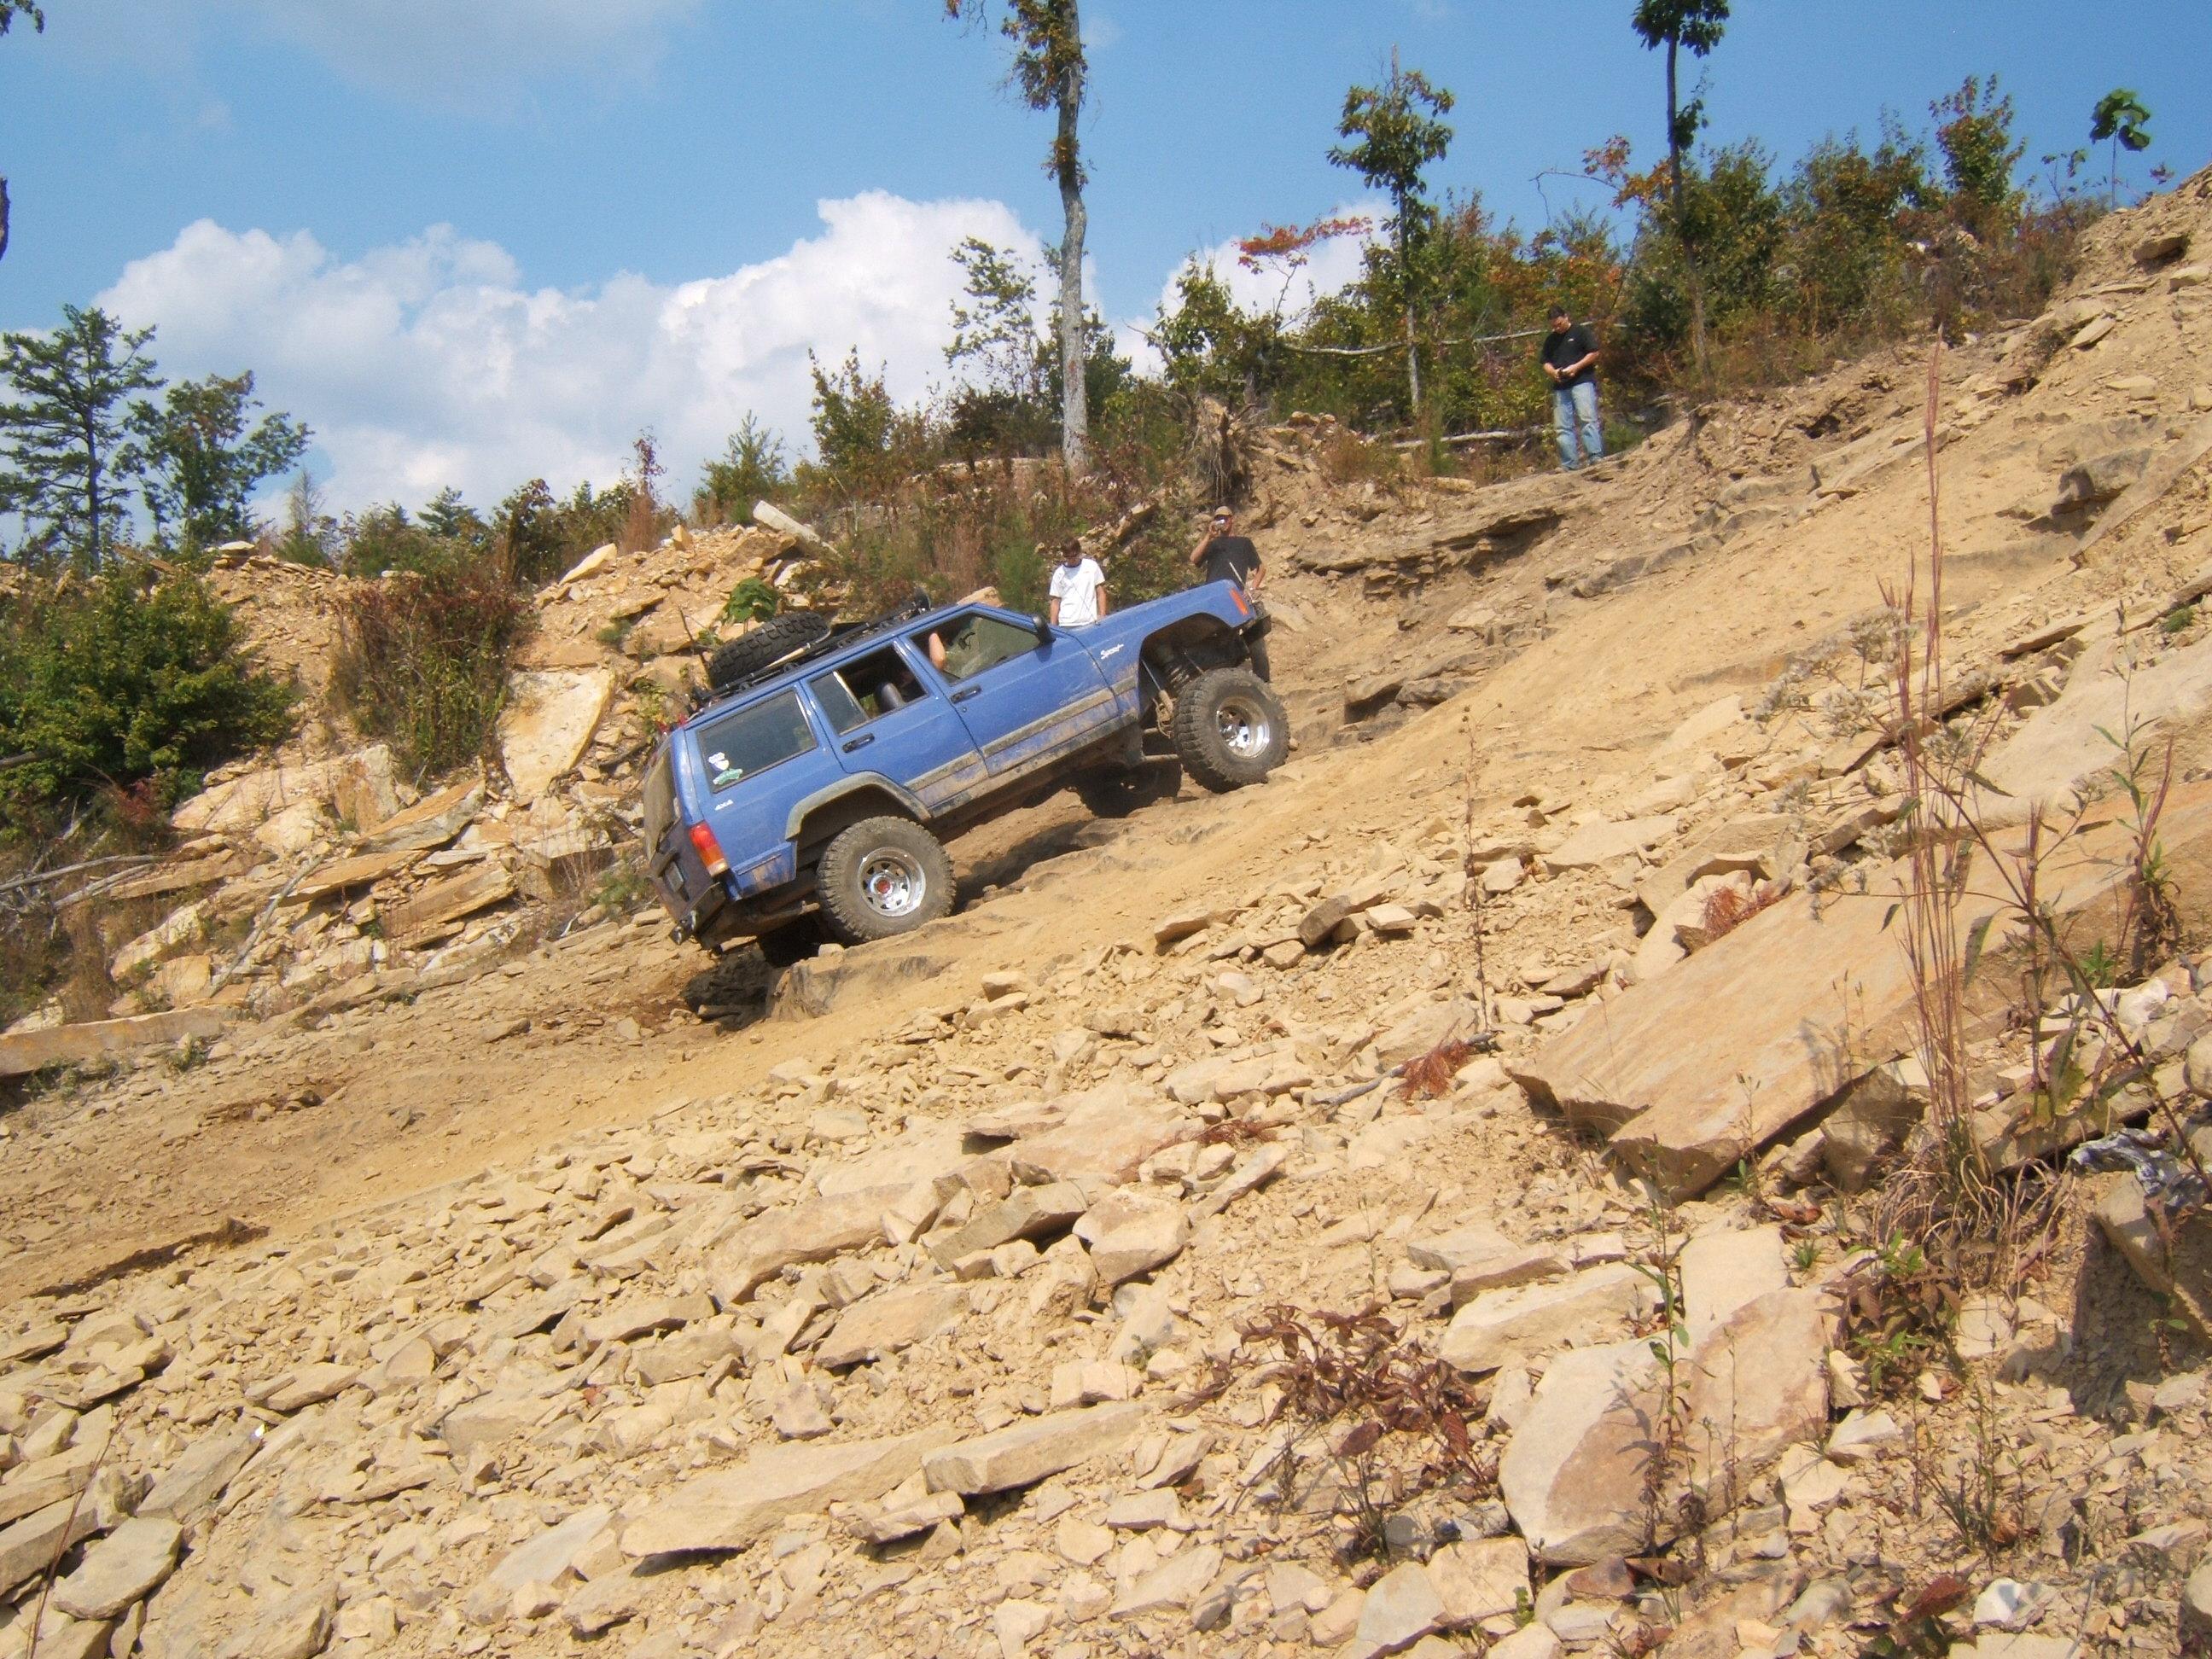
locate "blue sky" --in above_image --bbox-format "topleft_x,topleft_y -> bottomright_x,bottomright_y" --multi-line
3,0 -> 2205,514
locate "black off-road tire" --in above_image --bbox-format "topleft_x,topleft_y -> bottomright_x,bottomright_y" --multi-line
815,817 -> 957,945
707,611 -> 831,692
1170,667 -> 1289,793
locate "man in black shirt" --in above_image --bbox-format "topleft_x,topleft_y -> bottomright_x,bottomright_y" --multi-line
1540,304 -> 1604,472
1189,507 -> 1270,681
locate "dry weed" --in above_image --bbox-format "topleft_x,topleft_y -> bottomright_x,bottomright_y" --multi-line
1399,1038 -> 1476,1101
1698,882 -> 1782,945
1238,1305 -> 1493,1493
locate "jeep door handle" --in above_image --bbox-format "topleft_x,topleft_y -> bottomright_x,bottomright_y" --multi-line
952,686 -> 981,704
842,734 -> 874,752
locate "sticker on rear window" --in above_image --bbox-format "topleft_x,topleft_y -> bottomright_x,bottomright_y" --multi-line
707,750 -> 743,785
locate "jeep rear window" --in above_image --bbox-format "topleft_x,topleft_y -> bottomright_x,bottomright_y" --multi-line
696,690 -> 816,791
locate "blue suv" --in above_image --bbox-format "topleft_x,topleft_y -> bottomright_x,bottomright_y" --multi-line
643,583 -> 1284,952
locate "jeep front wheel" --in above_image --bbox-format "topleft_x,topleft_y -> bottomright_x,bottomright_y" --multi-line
815,817 -> 957,944
1171,667 -> 1289,793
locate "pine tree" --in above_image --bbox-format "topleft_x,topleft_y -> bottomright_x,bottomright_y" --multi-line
0,305 -> 162,567
132,370 -> 309,552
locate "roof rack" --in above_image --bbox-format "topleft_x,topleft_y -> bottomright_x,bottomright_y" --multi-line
689,588 -> 940,714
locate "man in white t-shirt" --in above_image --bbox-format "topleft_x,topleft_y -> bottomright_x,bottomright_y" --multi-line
1046,539 -> 1108,628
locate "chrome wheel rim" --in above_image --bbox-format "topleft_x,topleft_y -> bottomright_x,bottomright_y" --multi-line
859,850 -> 928,919
1214,695 -> 1272,760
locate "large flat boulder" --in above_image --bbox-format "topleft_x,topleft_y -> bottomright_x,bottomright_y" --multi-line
172,745 -> 396,835
380,865 -> 515,946
359,775 -> 483,853
1005,1091 -> 1193,1188
0,1008 -> 234,1080
707,1185 -> 911,1303
1511,783 -> 2212,1198
1983,628 -> 2212,821
814,1285 -> 966,1369
923,1403 -> 1145,1495
620,1431 -> 946,1557
1441,1264 -> 1656,1374
1500,1288 -> 1831,1564
498,669 -> 614,803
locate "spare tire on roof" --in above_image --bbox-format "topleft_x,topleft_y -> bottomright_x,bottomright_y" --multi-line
707,611 -> 832,693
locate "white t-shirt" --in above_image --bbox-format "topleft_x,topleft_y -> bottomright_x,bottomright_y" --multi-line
1049,557 -> 1106,626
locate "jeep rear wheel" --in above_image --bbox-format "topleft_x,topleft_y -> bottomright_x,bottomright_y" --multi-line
1170,667 -> 1289,793
816,817 -> 956,944
707,611 -> 832,693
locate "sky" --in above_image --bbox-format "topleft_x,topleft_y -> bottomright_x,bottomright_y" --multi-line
2,0 -> 2206,519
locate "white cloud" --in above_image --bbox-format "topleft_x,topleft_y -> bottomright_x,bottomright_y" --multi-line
98,194 -> 1048,515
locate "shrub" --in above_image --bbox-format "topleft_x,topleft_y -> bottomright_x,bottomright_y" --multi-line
0,568 -> 297,816
332,561 -> 530,777
722,577 -> 781,625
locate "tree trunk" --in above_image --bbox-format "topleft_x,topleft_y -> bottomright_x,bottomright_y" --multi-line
83,406 -> 103,568
1053,1 -> 1090,480
1665,38 -> 1712,396
1399,216 -> 1421,418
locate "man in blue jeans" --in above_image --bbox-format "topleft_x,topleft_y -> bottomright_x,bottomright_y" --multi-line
1540,305 -> 1604,472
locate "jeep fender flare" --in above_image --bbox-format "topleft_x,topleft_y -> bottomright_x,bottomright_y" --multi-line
784,776 -> 929,842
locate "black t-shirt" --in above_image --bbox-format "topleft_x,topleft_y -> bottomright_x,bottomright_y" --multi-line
1199,535 -> 1260,591
1541,323 -> 1598,389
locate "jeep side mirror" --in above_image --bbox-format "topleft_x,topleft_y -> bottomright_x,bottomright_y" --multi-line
1032,615 -> 1054,643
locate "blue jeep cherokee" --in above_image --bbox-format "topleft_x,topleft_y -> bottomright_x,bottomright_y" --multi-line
642,583 -> 1285,952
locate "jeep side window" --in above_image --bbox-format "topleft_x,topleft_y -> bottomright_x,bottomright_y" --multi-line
696,690 -> 817,791
917,615 -> 1039,684
808,648 -> 929,736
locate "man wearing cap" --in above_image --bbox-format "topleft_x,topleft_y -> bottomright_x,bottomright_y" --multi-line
1540,304 -> 1604,473
1189,508 -> 1270,681
1046,538 -> 1108,628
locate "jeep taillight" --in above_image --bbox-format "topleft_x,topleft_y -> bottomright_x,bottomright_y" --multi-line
688,821 -> 730,877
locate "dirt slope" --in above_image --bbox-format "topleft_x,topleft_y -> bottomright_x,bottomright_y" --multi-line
2,171 -> 2211,1658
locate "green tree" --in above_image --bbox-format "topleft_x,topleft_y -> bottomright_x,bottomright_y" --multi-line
420,485 -> 488,545
807,349 -> 897,484
0,305 -> 162,568
1328,54 -> 1455,419
946,236 -> 1048,403
131,371 -> 309,552
695,416 -> 789,525
1154,264 -> 1288,405
1631,0 -> 1730,393
946,0 -> 1094,477
0,2 -> 44,266
0,566 -> 295,813
945,236 -> 1057,457
1932,75 -> 2023,239
275,468 -> 337,566
2088,88 -> 2152,202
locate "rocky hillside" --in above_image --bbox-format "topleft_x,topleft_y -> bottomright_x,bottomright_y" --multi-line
3,171 -> 2212,1659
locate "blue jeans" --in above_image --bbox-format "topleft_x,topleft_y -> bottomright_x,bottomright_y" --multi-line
1553,381 -> 1604,471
